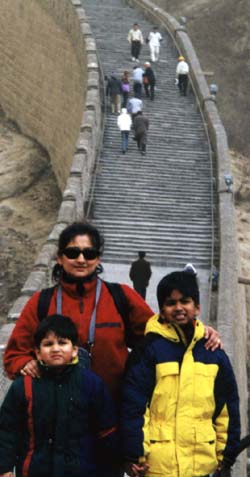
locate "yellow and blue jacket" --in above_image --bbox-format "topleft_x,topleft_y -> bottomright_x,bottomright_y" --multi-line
122,314 -> 240,477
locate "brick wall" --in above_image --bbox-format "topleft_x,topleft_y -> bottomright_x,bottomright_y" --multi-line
0,0 -> 86,190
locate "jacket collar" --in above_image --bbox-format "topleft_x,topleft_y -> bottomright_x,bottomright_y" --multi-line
60,275 -> 98,298
145,313 -> 205,348
38,356 -> 79,380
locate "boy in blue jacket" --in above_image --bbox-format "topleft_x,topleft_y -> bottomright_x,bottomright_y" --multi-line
122,270 -> 240,477
0,315 -> 117,477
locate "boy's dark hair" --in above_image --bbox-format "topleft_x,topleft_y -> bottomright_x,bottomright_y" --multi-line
138,251 -> 146,259
157,271 -> 200,309
34,315 -> 78,348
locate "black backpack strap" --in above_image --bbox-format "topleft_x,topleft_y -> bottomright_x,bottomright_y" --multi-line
37,286 -> 56,321
104,281 -> 135,348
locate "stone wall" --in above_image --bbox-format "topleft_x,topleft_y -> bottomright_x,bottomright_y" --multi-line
3,0 -> 103,317
0,0 -> 103,375
0,0 -> 86,190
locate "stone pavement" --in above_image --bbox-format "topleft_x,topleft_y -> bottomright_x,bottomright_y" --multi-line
101,261 -> 210,323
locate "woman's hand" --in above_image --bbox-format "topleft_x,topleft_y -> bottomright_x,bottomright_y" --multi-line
204,325 -> 223,351
0,472 -> 14,477
20,359 -> 40,378
124,462 -> 149,477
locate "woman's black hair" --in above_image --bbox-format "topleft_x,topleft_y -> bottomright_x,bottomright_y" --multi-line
57,222 -> 104,255
157,271 -> 200,310
34,315 -> 78,348
52,222 -> 104,282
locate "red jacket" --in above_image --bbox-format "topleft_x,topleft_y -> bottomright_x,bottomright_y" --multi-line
4,279 -> 153,400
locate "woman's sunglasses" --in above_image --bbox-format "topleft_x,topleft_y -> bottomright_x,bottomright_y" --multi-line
62,247 -> 99,260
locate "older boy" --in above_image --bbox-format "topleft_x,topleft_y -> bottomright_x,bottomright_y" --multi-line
121,271 -> 240,477
0,315 -> 117,477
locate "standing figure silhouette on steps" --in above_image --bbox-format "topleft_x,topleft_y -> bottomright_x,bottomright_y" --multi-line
129,251 -> 152,299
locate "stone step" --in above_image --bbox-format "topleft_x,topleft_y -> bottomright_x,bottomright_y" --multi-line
82,0 -> 216,270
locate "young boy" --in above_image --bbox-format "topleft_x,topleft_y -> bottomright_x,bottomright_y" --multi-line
121,271 -> 240,477
0,315 -> 117,477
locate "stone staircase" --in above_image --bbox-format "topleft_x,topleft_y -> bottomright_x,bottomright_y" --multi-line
82,0 -> 214,268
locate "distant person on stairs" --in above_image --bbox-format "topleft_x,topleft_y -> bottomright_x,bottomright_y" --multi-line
143,62 -> 156,101
132,65 -> 144,98
117,108 -> 132,154
176,55 -> 189,96
147,26 -> 162,62
127,96 -> 143,124
106,72 -> 123,113
133,111 -> 149,155
121,70 -> 130,108
127,23 -> 144,62
129,251 -> 152,299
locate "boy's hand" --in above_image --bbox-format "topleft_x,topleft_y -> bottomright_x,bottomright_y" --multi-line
124,461 -> 149,477
20,359 -> 40,378
204,325 -> 222,351
212,468 -> 231,477
0,472 -> 14,477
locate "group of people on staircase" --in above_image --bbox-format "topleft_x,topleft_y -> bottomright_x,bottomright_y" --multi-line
107,22 -> 190,156
0,218 -> 241,477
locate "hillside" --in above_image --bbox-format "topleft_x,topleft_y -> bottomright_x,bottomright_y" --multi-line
155,0 -> 250,157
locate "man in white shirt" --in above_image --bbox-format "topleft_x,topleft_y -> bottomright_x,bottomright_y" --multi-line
176,55 -> 189,96
127,23 -> 144,62
147,26 -> 162,62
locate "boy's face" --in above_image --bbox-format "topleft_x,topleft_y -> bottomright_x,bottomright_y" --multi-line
160,289 -> 200,326
35,332 -> 78,367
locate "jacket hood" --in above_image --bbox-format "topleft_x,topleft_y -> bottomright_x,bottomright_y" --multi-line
145,313 -> 205,344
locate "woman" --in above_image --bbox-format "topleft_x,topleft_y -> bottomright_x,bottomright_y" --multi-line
4,222 -> 153,401
121,70 -> 130,108
4,222 -> 220,400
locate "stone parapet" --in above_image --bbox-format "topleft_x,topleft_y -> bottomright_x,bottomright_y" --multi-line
5,0 -> 103,324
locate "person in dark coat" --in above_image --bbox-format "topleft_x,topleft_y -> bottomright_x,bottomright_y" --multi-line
143,62 -> 156,100
106,73 -> 122,113
133,111 -> 149,155
129,251 -> 152,299
0,315 -> 117,477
